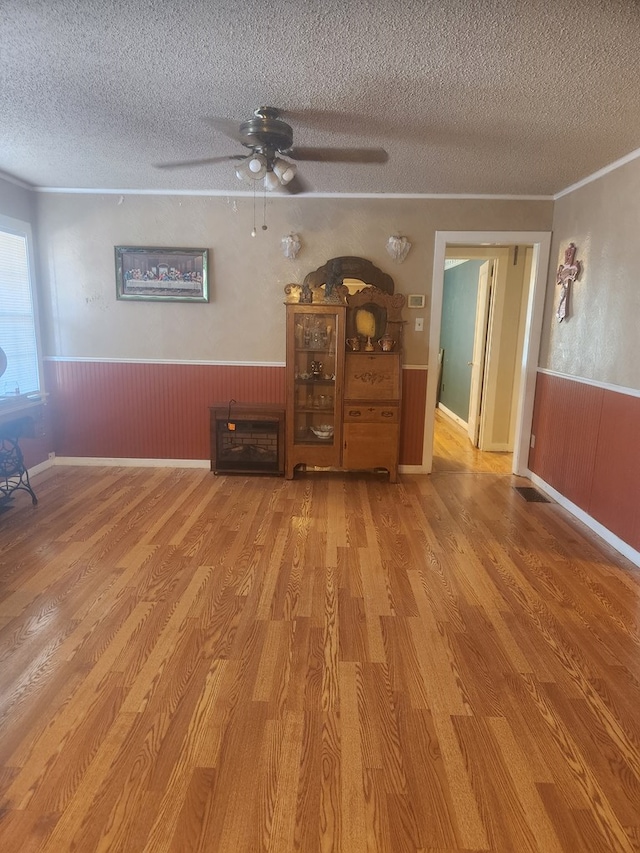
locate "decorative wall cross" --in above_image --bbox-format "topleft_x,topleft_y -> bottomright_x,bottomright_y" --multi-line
556,242 -> 583,322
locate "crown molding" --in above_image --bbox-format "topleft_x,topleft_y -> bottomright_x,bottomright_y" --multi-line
554,146 -> 640,199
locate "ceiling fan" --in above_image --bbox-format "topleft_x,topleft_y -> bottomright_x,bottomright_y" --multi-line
154,107 -> 388,194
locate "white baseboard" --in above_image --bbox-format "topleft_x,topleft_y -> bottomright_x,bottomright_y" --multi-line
438,403 -> 468,429
53,456 -> 210,469
530,473 -> 640,568
28,457 -> 56,477
399,464 -> 429,475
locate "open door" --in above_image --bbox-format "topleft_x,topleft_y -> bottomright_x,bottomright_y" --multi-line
467,260 -> 492,446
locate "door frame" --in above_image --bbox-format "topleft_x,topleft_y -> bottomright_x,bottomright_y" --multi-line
422,230 -> 552,475
467,259 -> 493,447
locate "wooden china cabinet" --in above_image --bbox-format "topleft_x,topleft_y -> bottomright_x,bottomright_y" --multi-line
284,257 -> 405,482
285,303 -> 346,479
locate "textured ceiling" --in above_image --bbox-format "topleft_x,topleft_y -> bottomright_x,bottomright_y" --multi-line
2,0 -> 640,197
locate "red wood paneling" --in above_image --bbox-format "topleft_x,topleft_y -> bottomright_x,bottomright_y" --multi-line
45,361 -> 286,460
589,391 -> 640,551
44,361 -> 429,467
529,371 -> 640,552
400,368 -> 428,465
21,405 -> 55,469
529,372 -> 602,510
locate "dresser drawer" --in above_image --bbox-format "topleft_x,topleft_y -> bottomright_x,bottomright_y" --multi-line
343,404 -> 398,423
344,353 -> 401,399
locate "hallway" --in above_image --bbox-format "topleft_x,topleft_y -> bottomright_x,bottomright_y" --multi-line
432,407 -> 513,474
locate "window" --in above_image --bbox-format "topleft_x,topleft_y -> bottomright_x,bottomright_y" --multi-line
0,214 -> 43,402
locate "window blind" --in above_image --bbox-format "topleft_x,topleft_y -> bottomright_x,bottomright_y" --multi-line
0,221 -> 41,399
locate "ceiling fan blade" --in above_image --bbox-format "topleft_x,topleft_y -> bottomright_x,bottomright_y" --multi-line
154,154 -> 245,170
205,116 -> 247,145
286,146 -> 388,164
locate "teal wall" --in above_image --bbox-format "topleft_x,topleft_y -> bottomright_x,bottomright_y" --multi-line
439,260 -> 483,422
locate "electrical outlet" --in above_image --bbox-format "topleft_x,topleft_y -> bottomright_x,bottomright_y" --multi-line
415,317 -> 424,332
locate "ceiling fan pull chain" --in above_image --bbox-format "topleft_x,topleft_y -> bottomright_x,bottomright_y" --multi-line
262,185 -> 268,231
251,182 -> 257,237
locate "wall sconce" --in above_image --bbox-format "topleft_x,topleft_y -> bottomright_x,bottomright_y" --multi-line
386,235 -> 411,264
281,233 -> 301,260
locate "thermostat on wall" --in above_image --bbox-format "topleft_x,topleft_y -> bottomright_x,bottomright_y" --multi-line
407,294 -> 425,308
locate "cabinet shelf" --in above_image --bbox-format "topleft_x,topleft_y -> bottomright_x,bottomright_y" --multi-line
295,436 -> 335,445
295,347 -> 335,355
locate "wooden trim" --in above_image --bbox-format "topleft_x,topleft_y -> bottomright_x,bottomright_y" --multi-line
537,367 -> 640,399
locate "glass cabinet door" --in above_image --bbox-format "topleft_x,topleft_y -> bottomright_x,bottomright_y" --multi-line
292,311 -> 338,446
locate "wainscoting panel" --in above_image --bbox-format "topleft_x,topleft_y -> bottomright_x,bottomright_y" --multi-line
45,361 -> 286,460
44,361 -> 429,467
529,371 -> 640,551
529,372 -> 602,509
400,368 -> 427,466
589,390 -> 640,551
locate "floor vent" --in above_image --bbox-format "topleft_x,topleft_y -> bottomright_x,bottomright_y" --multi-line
514,486 -> 551,503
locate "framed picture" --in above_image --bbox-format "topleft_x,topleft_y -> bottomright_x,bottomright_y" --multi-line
407,294 -> 425,309
115,246 -> 209,302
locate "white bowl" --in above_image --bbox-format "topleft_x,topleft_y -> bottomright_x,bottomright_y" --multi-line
310,424 -> 334,439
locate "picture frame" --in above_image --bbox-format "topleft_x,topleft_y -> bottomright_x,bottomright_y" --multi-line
115,246 -> 209,302
407,294 -> 425,309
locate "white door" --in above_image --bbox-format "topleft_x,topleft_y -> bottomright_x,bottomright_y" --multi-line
467,260 -> 493,446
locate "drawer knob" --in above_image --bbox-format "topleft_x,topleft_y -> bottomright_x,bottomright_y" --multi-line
382,411 -> 393,418
348,410 -> 362,417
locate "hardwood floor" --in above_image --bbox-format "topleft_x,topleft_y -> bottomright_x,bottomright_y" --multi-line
432,408 -> 513,474
0,462 -> 639,852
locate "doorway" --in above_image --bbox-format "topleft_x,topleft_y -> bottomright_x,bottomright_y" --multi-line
437,259 -> 485,432
422,231 -> 552,476
438,244 -> 532,461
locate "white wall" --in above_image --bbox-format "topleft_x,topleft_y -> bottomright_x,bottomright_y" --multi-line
539,157 -> 640,391
34,192 -> 552,366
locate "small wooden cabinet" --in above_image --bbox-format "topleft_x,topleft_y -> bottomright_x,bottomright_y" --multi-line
343,352 -> 401,482
285,301 -> 402,481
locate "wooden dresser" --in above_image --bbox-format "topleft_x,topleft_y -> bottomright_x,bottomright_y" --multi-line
342,352 -> 401,482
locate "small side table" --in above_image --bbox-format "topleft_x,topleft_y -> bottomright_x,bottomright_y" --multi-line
0,415 -> 39,506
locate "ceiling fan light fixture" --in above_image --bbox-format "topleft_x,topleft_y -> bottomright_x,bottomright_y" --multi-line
263,169 -> 280,191
235,153 -> 268,185
248,153 -> 267,178
273,157 -> 296,185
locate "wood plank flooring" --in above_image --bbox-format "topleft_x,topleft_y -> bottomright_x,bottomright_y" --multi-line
0,461 -> 639,852
432,409 -> 513,474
